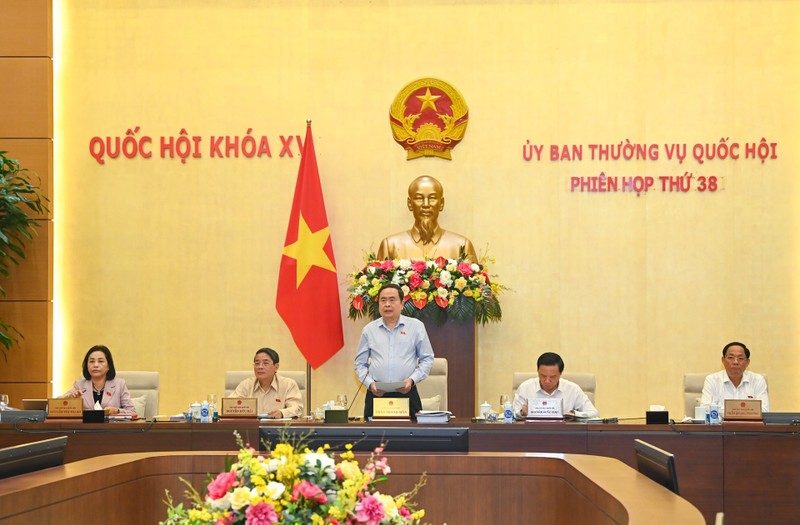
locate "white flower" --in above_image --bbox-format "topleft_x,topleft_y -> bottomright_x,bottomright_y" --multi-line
208,492 -> 231,511
437,287 -> 449,298
471,263 -> 480,272
264,481 -> 285,500
398,259 -> 412,270
305,452 -> 337,480
265,457 -> 282,473
426,260 -> 436,269
439,270 -> 453,287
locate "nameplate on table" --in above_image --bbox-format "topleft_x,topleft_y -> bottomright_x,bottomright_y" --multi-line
48,398 -> 83,418
373,397 -> 410,420
221,397 -> 257,418
526,397 -> 564,419
724,399 -> 762,421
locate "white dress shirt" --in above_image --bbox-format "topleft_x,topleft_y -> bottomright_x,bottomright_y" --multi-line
513,377 -> 599,418
701,370 -> 769,414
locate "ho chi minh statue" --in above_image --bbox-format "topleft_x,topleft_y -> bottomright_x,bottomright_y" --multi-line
377,175 -> 478,261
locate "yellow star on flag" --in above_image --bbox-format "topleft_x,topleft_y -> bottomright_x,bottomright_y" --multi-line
416,87 -> 441,113
282,214 -> 336,288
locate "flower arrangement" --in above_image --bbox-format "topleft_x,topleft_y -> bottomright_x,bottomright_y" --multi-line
161,431 -> 427,525
347,252 -> 504,325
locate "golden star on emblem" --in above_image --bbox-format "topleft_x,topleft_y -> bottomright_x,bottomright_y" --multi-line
416,88 -> 441,113
282,214 -> 336,287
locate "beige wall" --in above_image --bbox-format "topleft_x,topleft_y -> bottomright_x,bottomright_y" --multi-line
54,0 -> 800,417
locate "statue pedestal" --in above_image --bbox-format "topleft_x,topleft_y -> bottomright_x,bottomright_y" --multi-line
422,320 -> 476,418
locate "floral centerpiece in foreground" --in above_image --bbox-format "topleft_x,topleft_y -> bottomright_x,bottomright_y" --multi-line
347,252 -> 504,325
161,432 -> 426,525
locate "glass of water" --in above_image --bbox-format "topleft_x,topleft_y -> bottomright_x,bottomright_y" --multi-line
336,394 -> 348,409
0,394 -> 8,410
499,394 -> 510,410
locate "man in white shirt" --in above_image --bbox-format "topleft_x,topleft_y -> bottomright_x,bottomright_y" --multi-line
701,341 -> 769,414
513,352 -> 598,418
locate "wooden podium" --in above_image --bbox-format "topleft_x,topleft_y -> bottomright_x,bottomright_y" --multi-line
421,319 -> 476,418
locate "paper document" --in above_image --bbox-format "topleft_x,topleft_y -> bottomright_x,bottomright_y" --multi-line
374,381 -> 405,392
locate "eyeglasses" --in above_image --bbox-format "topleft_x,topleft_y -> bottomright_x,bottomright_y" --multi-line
253,361 -> 275,367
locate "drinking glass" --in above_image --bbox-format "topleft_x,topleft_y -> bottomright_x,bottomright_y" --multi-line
336,394 -> 348,409
499,394 -> 510,410
0,394 -> 8,410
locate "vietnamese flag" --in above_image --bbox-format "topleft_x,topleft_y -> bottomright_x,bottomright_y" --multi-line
276,122 -> 344,369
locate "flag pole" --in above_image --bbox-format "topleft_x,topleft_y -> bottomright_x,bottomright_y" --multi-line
305,117 -> 312,417
306,361 -> 312,416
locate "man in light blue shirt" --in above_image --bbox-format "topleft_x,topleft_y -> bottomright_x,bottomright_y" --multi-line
355,283 -> 434,420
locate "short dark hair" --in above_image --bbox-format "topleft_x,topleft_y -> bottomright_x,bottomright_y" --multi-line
722,342 -> 750,359
82,344 -> 117,380
254,347 -> 280,364
378,283 -> 404,301
537,352 -> 564,372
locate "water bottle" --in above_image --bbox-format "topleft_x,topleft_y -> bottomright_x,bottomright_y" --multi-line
709,400 -> 721,425
200,400 -> 211,423
503,401 -> 514,424
208,394 -> 218,422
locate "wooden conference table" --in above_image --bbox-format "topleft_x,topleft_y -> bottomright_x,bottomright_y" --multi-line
0,418 -> 797,525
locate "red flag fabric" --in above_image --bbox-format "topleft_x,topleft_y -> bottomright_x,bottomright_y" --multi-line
276,123 -> 344,369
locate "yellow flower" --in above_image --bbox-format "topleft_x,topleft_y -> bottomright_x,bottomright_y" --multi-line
377,493 -> 398,519
358,275 -> 367,285
188,508 -> 212,521
339,460 -> 361,480
454,277 -> 467,291
412,509 -> 426,519
229,486 -> 253,511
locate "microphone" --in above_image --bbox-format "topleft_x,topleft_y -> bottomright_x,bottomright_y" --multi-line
346,380 -> 366,418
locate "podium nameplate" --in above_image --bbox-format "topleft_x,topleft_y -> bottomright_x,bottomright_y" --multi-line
373,397 -> 410,420
48,398 -> 83,418
221,397 -> 257,418
724,399 -> 762,421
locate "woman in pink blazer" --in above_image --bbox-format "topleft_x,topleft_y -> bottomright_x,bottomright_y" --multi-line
60,345 -> 136,415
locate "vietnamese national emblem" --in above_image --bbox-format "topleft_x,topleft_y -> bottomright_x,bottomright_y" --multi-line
390,78 -> 469,160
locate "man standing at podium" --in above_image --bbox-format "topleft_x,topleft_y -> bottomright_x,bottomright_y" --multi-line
355,283 -> 435,420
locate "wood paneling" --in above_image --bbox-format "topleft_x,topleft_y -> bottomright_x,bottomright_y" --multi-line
0,0 -> 52,58
0,58 -> 52,138
0,220 -> 52,300
0,139 -> 53,219
0,452 -> 705,525
0,301 -> 52,383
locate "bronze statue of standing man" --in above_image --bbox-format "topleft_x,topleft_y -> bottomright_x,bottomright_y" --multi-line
377,175 -> 477,261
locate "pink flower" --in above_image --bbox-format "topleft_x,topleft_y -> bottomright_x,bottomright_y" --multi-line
355,494 -> 385,525
206,471 -> 238,500
398,507 -> 411,518
411,260 -> 426,273
374,457 -> 391,475
380,260 -> 395,271
245,502 -> 279,525
457,261 -> 473,277
292,480 -> 327,504
408,273 -> 422,290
